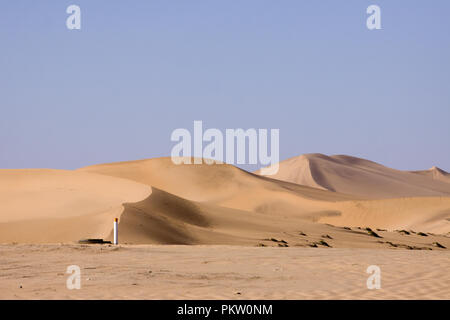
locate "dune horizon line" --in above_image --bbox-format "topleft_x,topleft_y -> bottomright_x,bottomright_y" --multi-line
1,153 -> 450,245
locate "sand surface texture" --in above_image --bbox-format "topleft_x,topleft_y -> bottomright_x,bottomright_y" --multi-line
0,244 -> 448,300
1,155 -> 449,299
2,155 -> 449,244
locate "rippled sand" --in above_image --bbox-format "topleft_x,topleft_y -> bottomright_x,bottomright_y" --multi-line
1,244 -> 448,300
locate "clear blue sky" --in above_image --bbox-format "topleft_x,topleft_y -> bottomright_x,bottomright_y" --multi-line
1,0 -> 449,172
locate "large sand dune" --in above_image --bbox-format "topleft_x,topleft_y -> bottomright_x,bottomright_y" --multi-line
0,169 -> 150,243
1,156 -> 450,246
256,153 -> 450,199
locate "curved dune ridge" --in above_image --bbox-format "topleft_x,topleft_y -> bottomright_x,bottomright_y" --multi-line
81,157 -> 450,238
411,166 -> 450,184
0,155 -> 450,246
256,153 -> 450,198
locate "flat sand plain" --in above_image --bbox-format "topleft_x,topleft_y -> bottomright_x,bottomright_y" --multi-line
1,244 -> 448,300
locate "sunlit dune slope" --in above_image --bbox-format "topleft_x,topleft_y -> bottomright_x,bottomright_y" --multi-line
256,153 -> 450,199
0,169 -> 150,243
1,155 -> 450,244
78,157 -> 355,215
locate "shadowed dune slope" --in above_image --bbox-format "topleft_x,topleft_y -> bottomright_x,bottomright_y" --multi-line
82,157 -> 450,235
256,153 -> 450,199
109,188 -> 450,248
2,155 -> 450,244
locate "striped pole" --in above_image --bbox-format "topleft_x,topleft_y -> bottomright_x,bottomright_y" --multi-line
113,218 -> 119,245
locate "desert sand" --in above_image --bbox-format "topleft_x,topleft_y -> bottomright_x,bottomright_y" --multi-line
1,244 -> 449,300
256,153 -> 450,198
2,156 -> 449,244
0,169 -> 150,243
1,154 -> 449,299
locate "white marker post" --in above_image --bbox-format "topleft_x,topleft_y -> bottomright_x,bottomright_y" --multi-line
113,218 -> 119,245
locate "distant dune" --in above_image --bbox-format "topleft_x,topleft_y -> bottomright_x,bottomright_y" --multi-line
1,155 -> 449,246
256,153 -> 450,199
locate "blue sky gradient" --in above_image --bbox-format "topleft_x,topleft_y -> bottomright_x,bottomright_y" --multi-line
1,1 -> 449,171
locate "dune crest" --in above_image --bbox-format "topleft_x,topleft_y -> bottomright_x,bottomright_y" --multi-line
411,166 -> 450,184
257,153 -> 450,199
1,155 -> 450,244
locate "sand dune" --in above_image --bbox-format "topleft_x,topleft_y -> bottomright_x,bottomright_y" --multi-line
0,169 -> 150,243
112,187 -> 450,248
78,157 -> 357,221
411,166 -> 450,184
81,157 -> 450,235
1,156 -> 450,246
256,153 -> 450,199
78,157 -> 355,203
321,197 -> 450,234
81,157 -> 450,241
